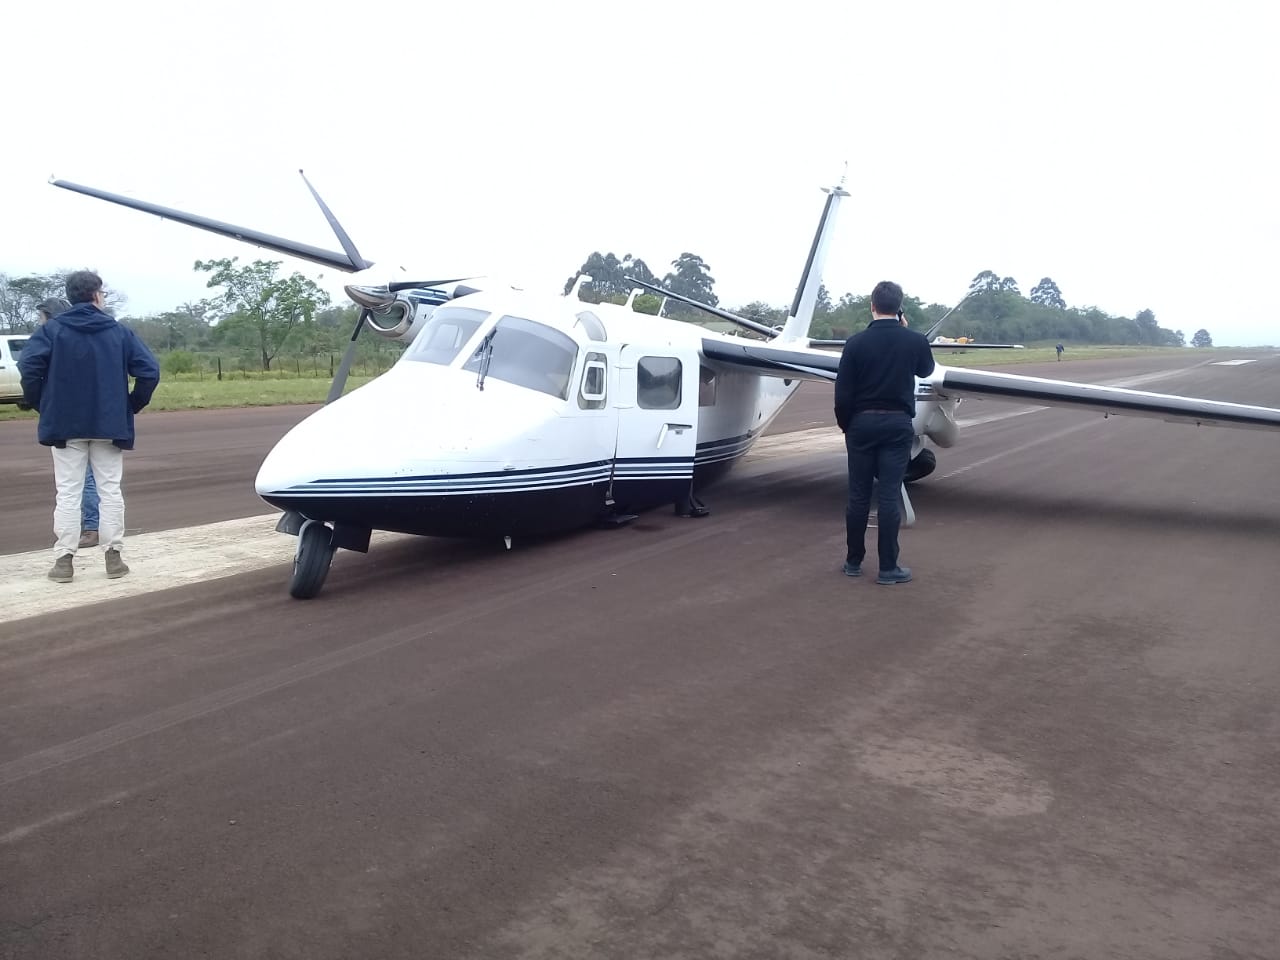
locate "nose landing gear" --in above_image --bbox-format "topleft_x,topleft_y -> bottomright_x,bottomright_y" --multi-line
290,519 -> 336,599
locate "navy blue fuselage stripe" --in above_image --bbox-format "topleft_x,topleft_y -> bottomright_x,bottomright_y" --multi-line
314,460 -> 614,484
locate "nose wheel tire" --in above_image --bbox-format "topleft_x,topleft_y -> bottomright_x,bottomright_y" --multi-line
290,521 -> 336,599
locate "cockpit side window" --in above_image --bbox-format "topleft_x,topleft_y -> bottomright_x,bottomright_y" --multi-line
461,315 -> 579,400
402,307 -> 489,365
578,352 -> 607,410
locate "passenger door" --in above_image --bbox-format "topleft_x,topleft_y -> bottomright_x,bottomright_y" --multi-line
611,345 -> 698,510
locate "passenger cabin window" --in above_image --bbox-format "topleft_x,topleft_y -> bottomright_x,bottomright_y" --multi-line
578,352 -> 607,410
574,311 -> 607,342
698,365 -> 717,406
403,307 -> 489,365
461,315 -> 579,400
637,357 -> 681,410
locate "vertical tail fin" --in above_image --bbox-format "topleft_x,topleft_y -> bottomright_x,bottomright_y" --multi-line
776,175 -> 850,343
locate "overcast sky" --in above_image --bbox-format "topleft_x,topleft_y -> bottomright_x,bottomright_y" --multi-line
3,1 -> 1277,345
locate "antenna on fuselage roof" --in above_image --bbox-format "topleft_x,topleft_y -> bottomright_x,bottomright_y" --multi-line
625,288 -> 642,308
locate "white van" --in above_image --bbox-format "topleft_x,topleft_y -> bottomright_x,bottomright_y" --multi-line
1,334 -> 32,404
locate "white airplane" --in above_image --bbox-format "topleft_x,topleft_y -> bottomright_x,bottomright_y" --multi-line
50,173 -> 1280,599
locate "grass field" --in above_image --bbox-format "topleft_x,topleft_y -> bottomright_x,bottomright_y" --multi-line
0,345 -> 1253,422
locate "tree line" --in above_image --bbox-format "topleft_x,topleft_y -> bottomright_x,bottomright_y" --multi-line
0,260 -> 388,375
563,254 -> 1214,348
2,252 -> 1214,376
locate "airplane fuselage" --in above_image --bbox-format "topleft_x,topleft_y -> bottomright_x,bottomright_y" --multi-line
255,290 -> 804,542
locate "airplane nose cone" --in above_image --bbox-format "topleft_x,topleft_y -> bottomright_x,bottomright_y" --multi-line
254,365 -> 566,498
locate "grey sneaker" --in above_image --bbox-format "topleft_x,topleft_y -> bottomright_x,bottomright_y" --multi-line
876,566 -> 913,585
105,549 -> 130,579
79,529 -> 100,549
48,554 -> 74,583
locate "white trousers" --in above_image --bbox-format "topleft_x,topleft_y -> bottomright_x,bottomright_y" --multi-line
52,440 -> 125,558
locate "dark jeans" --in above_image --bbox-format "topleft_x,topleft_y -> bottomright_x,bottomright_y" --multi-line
845,412 -> 913,571
82,463 -> 99,531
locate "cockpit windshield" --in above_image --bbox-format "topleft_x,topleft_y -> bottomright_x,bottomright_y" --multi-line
461,315 -> 579,400
402,307 -> 489,365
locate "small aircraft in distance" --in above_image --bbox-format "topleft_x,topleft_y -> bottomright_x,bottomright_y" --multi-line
50,172 -> 1280,599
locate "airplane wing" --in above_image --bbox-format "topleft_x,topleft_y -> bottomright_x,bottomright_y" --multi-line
701,337 -> 838,383
930,366 -> 1280,431
700,337 -> 1280,431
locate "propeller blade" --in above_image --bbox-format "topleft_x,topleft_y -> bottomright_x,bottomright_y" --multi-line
51,178 -> 371,274
387,277 -> 474,293
326,308 -> 370,405
299,169 -> 373,271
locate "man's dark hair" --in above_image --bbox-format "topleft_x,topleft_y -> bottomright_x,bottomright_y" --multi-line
870,281 -> 904,316
65,270 -> 104,305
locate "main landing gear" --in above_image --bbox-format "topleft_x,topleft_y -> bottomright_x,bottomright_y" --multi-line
674,484 -> 710,518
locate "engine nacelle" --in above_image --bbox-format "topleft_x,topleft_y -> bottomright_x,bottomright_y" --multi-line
346,284 -> 459,345
363,297 -> 424,343
918,398 -> 960,448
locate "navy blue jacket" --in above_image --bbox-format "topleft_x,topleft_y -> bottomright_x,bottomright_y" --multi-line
834,317 -> 935,431
18,303 -> 161,450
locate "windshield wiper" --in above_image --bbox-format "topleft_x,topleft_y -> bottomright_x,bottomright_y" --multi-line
474,329 -> 497,391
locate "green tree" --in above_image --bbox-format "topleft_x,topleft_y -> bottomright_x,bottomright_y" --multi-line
2,270 -> 127,331
814,284 -> 833,317
662,253 -> 718,313
1191,328 -> 1213,348
1,273 -> 65,331
195,257 -> 330,370
161,350 -> 197,375
1134,308 -> 1161,346
564,252 -> 659,302
968,270 -> 1002,294
1029,277 -> 1066,309
631,293 -> 663,316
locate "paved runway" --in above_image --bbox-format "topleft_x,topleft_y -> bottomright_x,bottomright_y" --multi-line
3,352 -> 1279,958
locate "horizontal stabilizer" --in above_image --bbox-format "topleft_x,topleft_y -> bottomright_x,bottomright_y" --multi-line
928,342 -> 1024,350
806,338 -> 1023,350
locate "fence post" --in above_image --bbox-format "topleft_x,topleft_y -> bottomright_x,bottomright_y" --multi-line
217,357 -> 223,381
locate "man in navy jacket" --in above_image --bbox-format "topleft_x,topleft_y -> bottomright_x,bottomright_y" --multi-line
19,270 -> 160,582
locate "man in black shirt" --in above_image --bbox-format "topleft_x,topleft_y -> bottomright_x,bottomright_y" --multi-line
833,281 -> 935,583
